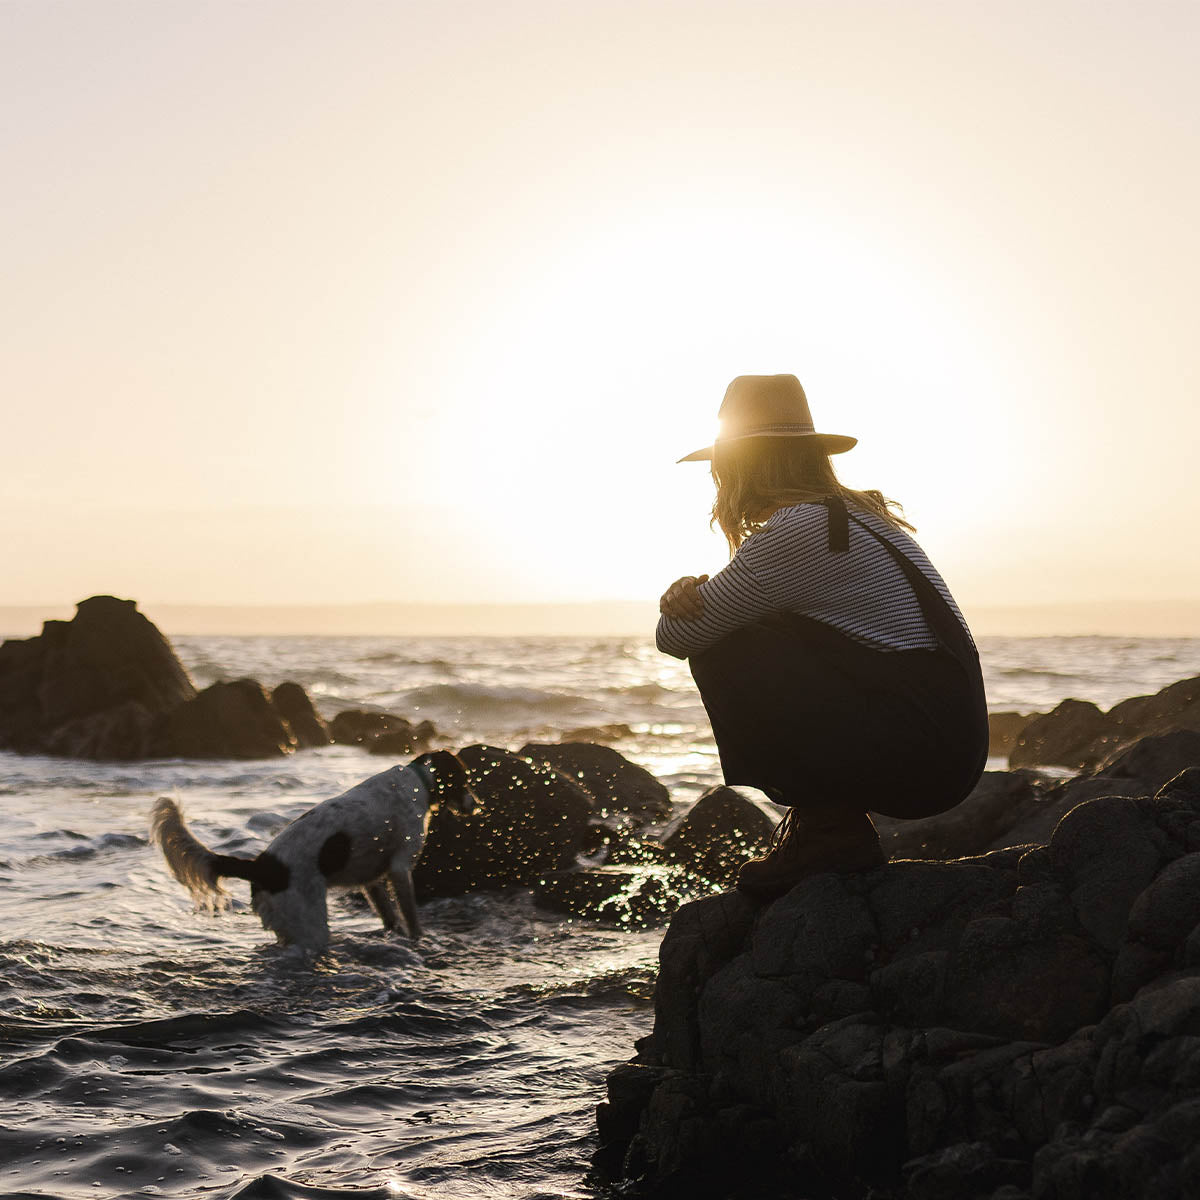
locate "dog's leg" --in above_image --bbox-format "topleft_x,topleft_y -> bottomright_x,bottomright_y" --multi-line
389,863 -> 422,940
364,881 -> 400,931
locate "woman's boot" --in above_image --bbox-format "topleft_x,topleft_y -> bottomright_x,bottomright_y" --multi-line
736,808 -> 885,900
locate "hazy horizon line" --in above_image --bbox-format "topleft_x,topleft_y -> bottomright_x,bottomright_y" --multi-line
2,598 -> 1199,639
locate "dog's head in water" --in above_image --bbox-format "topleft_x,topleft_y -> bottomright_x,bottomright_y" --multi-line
410,749 -> 478,816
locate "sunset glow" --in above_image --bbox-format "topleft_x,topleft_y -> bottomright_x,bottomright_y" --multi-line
3,0 -> 1197,633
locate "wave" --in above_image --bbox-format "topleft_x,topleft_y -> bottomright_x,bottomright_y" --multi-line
399,682 -> 592,718
612,681 -> 671,701
357,653 -> 455,671
993,667 -> 1080,681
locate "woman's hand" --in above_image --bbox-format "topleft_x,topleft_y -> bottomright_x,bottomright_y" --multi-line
659,575 -> 709,621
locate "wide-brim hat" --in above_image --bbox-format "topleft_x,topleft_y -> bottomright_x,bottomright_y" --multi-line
677,374 -> 857,462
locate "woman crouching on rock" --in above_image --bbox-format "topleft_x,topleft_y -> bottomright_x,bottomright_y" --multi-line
658,374 -> 989,900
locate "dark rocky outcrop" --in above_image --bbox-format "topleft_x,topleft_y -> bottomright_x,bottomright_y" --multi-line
988,710 -> 1039,758
0,597 -> 435,761
1010,675 -> 1200,771
874,769 -> 1056,862
413,743 -> 594,898
329,709 -> 435,755
271,681 -> 330,748
157,678 -> 298,759
531,786 -> 776,926
0,596 -> 196,757
660,785 -> 776,889
534,864 -> 689,928
519,741 -> 672,821
597,767 -> 1200,1199
1009,698 -> 1119,771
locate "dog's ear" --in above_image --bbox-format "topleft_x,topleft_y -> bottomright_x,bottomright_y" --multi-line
411,749 -> 469,802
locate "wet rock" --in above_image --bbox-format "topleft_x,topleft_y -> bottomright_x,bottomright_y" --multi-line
1095,730 -> 1200,793
533,864 -> 691,927
369,721 -> 437,757
561,722 -> 634,743
659,786 -> 776,888
1108,675 -> 1200,743
596,1061 -> 667,1154
875,769 -> 1055,861
270,681 -> 330,748
156,678 -> 296,759
0,596 -> 196,758
0,597 -> 340,762
989,711 -> 1038,758
1009,698 -> 1119,771
41,698 -> 159,760
876,733 -> 1200,865
413,743 -> 592,898
518,741 -> 672,820
596,778 -> 1200,1197
329,709 -> 424,752
1009,675 -> 1200,772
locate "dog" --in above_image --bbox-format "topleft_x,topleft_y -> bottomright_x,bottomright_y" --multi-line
150,750 -> 473,952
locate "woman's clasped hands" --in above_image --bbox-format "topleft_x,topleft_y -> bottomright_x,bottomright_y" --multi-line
659,575 -> 709,621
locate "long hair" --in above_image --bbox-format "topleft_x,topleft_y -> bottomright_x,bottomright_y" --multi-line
711,437 -> 913,552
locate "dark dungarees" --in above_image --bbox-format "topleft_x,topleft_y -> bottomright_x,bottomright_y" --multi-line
688,498 -> 989,821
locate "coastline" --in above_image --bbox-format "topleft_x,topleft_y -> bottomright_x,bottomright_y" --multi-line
5,604 -> 1200,1197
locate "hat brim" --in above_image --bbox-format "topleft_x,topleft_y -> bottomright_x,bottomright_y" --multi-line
677,431 -> 858,463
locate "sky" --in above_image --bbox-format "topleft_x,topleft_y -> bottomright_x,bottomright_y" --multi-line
3,0 -> 1198,634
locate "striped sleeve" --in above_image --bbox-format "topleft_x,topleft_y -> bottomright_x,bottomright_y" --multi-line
654,550 -> 777,659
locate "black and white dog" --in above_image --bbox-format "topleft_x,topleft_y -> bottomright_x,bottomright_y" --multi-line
151,751 -> 472,953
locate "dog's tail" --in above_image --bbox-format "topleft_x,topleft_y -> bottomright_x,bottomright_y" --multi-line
150,797 -> 264,909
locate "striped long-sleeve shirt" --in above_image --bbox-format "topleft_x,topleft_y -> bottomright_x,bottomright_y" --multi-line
655,502 -> 972,660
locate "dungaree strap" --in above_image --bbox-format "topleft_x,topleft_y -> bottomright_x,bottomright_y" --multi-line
824,496 -> 849,552
823,496 -> 980,676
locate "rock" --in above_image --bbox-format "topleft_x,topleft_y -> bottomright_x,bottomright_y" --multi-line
874,769 -> 1055,861
1109,675 -> 1200,743
904,1140 -> 1032,1200
518,741 -> 672,820
533,865 -> 692,927
596,1061 -> 667,1154
660,786 -> 776,888
596,780 -> 1200,1196
156,678 -> 297,759
270,681 -> 329,748
40,699 -> 160,760
989,711 -> 1038,758
1048,793 -> 1170,952
1095,730 -> 1200,793
412,743 -> 593,898
562,722 -> 634,743
1009,698 -> 1119,770
652,889 -> 760,1071
368,728 -> 425,757
1008,675 -> 1200,772
329,709 -> 421,751
0,597 -> 338,762
875,733 -> 1200,865
942,916 -> 1109,1041
0,596 -> 196,757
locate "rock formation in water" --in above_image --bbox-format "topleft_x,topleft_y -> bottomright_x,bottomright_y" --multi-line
596,762 -> 1200,1199
518,740 -> 673,821
1008,676 -> 1200,771
0,597 -> 433,761
414,743 -> 595,898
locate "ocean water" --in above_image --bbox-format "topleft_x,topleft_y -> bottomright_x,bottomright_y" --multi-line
3,634 -> 1200,1199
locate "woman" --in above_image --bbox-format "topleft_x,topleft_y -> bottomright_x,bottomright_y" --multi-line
658,375 -> 988,900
